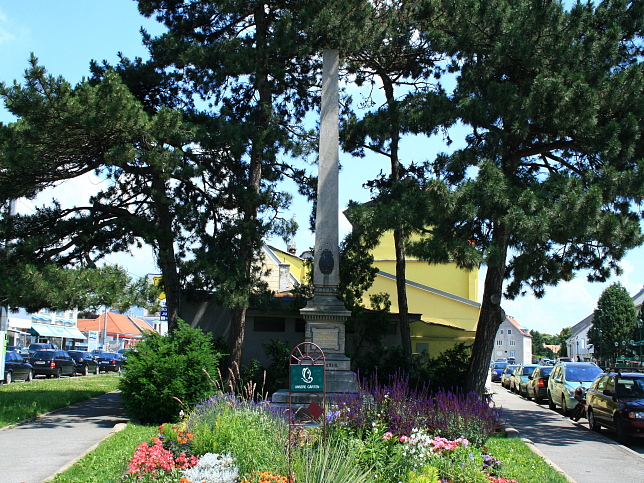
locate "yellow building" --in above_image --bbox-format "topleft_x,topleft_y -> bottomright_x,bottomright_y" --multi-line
263,233 -> 481,360
363,233 -> 480,358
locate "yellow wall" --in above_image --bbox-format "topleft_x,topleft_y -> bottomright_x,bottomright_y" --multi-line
367,230 -> 480,357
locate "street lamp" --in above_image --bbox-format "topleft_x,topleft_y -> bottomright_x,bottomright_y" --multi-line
615,341 -> 619,366
576,336 -> 579,362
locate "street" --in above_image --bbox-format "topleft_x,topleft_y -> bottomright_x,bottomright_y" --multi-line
491,383 -> 644,483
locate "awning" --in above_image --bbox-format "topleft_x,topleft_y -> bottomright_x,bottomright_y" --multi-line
29,323 -> 67,338
64,327 -> 87,340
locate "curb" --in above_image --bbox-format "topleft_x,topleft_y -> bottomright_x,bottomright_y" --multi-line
504,426 -> 577,483
43,422 -> 128,482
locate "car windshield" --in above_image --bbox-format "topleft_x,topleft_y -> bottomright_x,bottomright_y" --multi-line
616,377 -> 644,398
565,365 -> 602,382
540,367 -> 553,376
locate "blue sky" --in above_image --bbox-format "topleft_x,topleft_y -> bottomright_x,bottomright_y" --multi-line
2,1 -> 643,336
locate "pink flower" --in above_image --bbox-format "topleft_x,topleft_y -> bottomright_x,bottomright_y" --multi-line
383,432 -> 393,440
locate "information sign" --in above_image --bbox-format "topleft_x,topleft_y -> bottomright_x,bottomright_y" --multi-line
290,365 -> 325,392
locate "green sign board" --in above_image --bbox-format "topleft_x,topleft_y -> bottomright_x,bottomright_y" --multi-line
290,365 -> 325,392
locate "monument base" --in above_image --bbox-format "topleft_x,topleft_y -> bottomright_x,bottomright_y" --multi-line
271,366 -> 359,407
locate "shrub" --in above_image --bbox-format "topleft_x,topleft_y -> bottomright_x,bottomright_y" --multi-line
180,453 -> 239,483
119,321 -> 222,424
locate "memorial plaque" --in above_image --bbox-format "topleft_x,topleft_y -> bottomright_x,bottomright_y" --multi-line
311,327 -> 340,351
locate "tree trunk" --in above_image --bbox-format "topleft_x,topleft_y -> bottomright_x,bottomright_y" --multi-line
228,305 -> 247,376
226,4 -> 270,373
466,224 -> 509,395
394,227 -> 412,359
151,174 -> 181,333
382,75 -> 412,359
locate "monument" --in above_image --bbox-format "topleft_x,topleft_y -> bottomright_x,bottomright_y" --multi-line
272,50 -> 357,405
299,49 -> 356,394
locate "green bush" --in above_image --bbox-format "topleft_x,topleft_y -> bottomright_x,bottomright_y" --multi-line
119,322 -> 222,424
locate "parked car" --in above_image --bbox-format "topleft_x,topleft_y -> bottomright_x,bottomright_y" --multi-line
6,345 -> 21,353
490,361 -> 509,382
3,351 -> 33,384
67,350 -> 100,376
501,365 -> 519,389
525,365 -> 554,403
586,371 -> 644,443
27,342 -> 58,358
29,350 -> 75,378
512,364 -> 540,395
96,352 -> 125,373
547,362 -> 603,415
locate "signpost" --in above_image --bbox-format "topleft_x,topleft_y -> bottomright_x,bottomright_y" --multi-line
288,342 -> 327,471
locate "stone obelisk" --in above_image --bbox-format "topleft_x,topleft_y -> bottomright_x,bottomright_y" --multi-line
300,49 -> 356,394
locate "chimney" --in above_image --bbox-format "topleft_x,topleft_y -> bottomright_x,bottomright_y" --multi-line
279,262 -> 291,293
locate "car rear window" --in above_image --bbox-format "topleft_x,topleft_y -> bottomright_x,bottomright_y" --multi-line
494,363 -> 507,369
32,351 -> 55,360
540,366 -> 553,375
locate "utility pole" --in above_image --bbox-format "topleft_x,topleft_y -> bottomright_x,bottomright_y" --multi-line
1,200 -> 17,383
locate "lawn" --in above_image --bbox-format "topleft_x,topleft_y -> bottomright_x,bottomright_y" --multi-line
0,373 -> 121,428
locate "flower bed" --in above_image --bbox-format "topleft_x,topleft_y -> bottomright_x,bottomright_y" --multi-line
121,372 -> 512,483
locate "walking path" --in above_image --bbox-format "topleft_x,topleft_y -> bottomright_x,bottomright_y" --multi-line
491,386 -> 644,483
0,391 -> 128,483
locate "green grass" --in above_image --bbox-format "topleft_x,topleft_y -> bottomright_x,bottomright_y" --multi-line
50,427 -> 571,483
485,435 -> 569,483
52,423 -> 158,483
0,373 -> 121,428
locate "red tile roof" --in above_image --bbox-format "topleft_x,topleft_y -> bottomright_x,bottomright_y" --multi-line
77,312 -> 155,339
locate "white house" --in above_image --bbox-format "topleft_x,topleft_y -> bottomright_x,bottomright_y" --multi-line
494,315 -> 533,364
567,286 -> 644,363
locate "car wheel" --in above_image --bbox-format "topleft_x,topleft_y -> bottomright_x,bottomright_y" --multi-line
4,371 -> 11,384
83,365 -> 89,376
548,393 -> 556,410
588,408 -> 601,432
55,368 -> 62,378
615,416 -> 629,445
26,370 -> 33,382
561,395 -> 569,416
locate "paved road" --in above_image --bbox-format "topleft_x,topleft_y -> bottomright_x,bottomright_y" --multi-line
491,383 -> 644,483
0,391 -> 128,483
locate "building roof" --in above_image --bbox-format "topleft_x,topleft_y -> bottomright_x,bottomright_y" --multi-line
506,315 -> 532,337
77,312 -> 155,338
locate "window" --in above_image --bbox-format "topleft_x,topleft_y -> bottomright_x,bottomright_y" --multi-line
415,343 -> 429,354
509,351 -> 516,358
507,329 -> 512,335
496,340 -> 503,346
253,317 -> 285,332
500,330 -> 504,334
509,340 -> 516,346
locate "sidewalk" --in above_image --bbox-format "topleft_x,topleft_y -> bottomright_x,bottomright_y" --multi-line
0,391 -> 128,483
491,386 -> 644,483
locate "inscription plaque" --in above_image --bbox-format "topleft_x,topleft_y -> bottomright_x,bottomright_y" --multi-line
311,327 -> 340,351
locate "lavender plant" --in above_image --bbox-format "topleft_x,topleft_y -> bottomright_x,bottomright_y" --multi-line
329,371 -> 502,447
